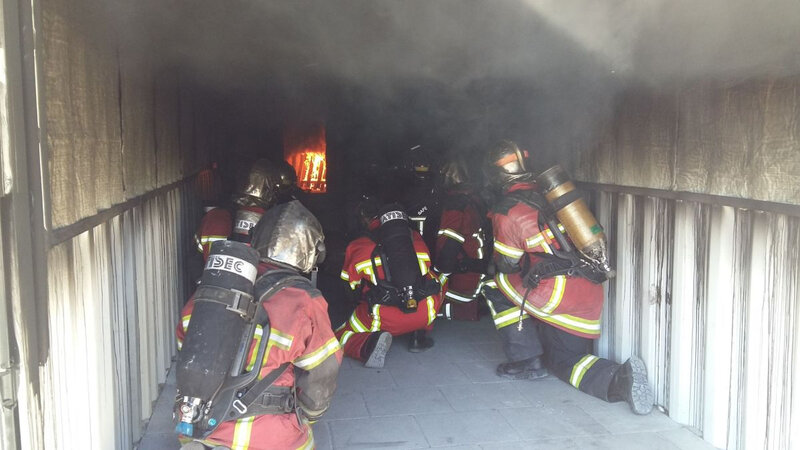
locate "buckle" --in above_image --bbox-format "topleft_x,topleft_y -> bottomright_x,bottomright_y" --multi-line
225,290 -> 257,319
232,399 -> 247,415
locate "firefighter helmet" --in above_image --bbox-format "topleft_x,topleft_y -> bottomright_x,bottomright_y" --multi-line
439,159 -> 470,188
484,140 -> 533,188
276,160 -> 298,194
356,194 -> 381,224
232,159 -> 281,209
250,200 -> 325,273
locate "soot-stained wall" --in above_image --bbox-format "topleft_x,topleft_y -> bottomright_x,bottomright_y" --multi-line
578,78 -> 800,206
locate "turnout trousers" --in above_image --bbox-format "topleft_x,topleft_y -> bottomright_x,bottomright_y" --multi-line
335,296 -> 441,362
484,286 -> 619,401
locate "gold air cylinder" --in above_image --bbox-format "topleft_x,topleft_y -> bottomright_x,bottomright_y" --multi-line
535,165 -> 615,277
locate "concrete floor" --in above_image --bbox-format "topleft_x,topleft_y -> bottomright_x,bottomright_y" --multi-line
138,317 -> 716,450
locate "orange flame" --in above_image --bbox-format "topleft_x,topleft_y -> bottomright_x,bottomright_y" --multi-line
284,123 -> 327,193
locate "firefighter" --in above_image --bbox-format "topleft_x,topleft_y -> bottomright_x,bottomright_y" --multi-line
434,159 -> 488,320
335,197 -> 443,367
482,140 -> 654,415
402,149 -> 440,254
177,200 -> 342,449
194,159 -> 286,261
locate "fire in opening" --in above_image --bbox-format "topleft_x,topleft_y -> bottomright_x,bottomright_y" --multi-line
284,123 -> 327,193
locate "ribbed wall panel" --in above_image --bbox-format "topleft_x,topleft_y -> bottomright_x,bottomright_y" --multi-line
592,189 -> 800,450
42,186 -> 197,450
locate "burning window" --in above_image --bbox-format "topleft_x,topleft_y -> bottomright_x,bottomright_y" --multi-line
284,123 -> 327,193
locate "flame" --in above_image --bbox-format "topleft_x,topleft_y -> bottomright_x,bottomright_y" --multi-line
284,123 -> 327,193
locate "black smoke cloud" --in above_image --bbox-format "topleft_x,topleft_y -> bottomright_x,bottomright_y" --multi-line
106,0 -> 800,173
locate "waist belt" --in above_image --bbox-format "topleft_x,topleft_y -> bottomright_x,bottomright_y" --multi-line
238,385 -> 297,417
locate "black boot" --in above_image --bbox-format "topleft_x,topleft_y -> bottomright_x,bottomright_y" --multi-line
360,331 -> 392,368
408,330 -> 434,353
496,356 -> 548,380
609,356 -> 654,415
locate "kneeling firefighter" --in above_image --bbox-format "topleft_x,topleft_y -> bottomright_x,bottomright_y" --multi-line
336,197 -> 443,367
175,200 -> 342,449
434,158 -> 489,321
194,159 -> 291,262
482,140 -> 654,415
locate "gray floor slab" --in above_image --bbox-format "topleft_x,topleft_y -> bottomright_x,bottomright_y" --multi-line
138,316 -> 717,450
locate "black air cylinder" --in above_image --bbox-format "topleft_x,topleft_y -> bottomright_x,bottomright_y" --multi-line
231,209 -> 263,243
176,240 -> 259,401
377,208 -> 420,291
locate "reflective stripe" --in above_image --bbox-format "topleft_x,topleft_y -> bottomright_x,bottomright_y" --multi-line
371,304 -> 382,331
231,416 -> 254,450
473,230 -> 485,259
541,275 -> 566,313
492,306 -> 528,329
297,428 -> 314,450
355,258 -> 381,273
438,272 -> 449,284
416,252 -> 431,275
181,315 -> 191,331
410,217 -> 425,233
426,296 -> 436,324
269,328 -> 294,350
445,289 -> 475,303
194,234 -> 203,252
340,270 -> 349,281
496,273 -> 601,335
349,313 -> 369,333
246,325 -> 265,371
295,337 -> 341,370
438,228 -> 466,243
200,235 -> 227,244
494,240 -> 524,258
569,355 -> 600,388
339,330 -> 355,347
349,280 -> 359,290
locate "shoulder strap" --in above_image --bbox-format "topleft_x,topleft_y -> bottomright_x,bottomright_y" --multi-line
236,362 -> 291,412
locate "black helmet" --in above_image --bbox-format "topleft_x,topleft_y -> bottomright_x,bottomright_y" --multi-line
484,140 -> 533,189
356,194 -> 381,224
275,160 -> 298,200
439,159 -> 470,188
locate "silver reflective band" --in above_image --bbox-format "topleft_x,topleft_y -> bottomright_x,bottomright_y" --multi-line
205,254 -> 258,283
234,219 -> 258,233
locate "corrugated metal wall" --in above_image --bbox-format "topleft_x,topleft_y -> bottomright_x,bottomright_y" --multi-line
42,186 -> 197,450
591,189 -> 800,450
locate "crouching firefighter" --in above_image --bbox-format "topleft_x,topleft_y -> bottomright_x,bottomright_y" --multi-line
175,200 -> 342,449
434,158 -> 489,321
194,159 -> 286,262
482,140 -> 654,415
336,198 -> 443,367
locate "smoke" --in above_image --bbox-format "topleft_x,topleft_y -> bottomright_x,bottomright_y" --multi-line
107,0 -> 800,173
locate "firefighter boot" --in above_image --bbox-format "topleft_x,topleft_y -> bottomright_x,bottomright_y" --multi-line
408,330 -> 434,353
361,331 -> 392,368
496,357 -> 548,380
609,356 -> 654,415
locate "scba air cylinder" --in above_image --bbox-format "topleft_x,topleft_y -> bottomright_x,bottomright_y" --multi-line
175,240 -> 260,436
535,165 -> 614,277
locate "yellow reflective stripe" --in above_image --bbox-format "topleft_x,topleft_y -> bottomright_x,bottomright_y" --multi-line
269,328 -> 294,351
438,228 -> 466,243
294,337 -> 341,370
485,298 -> 497,316
246,325 -> 264,371
438,272 -> 449,284
195,234 -> 203,252
181,314 -> 191,332
339,330 -> 355,346
297,428 -> 314,450
371,304 -> 382,331
349,313 -> 369,333
569,355 -> 600,388
426,296 -> 436,324
445,289 -> 474,303
200,235 -> 227,244
541,275 -> 566,313
355,258 -> 381,273
416,252 -> 430,275
349,280 -> 359,290
496,273 -> 600,335
340,270 -> 350,281
231,416 -> 254,450
494,240 -> 524,258
492,306 -> 528,329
